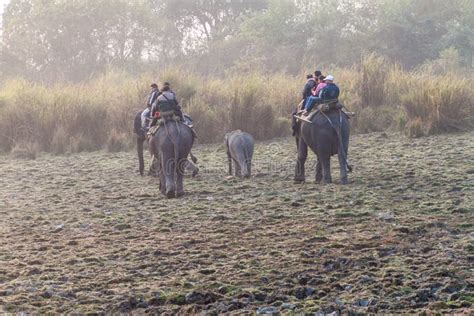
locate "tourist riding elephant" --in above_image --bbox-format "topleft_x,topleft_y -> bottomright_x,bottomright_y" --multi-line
134,110 -> 197,177
294,109 -> 351,184
149,118 -> 195,198
225,130 -> 254,178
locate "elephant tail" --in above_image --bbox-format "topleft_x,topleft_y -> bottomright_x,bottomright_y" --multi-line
240,137 -> 252,178
335,124 -> 352,173
170,121 -> 180,195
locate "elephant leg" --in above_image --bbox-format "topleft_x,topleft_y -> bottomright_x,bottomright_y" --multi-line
241,159 -> 250,178
189,152 -> 198,164
176,166 -> 185,197
294,138 -> 307,183
157,158 -> 166,195
245,160 -> 252,178
315,158 -> 322,183
159,172 -> 166,195
163,156 -> 176,198
137,137 -> 145,176
234,158 -> 242,177
149,155 -> 159,177
227,152 -> 233,175
338,150 -> 348,184
185,160 -> 199,177
321,154 -> 332,184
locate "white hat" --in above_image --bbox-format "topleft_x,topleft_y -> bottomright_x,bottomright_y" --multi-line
325,75 -> 334,81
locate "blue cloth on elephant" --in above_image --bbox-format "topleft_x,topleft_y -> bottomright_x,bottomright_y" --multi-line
304,83 -> 340,112
141,108 -> 151,131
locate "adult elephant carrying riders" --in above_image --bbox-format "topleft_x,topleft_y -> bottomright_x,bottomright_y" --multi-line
133,110 -> 197,177
134,83 -> 195,197
294,75 -> 351,184
150,83 -> 195,198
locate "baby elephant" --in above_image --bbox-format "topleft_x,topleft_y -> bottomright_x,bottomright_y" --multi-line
225,130 -> 254,178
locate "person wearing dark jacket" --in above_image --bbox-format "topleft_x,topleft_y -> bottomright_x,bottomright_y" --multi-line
301,74 -> 317,110
141,83 -> 160,130
151,82 -> 184,121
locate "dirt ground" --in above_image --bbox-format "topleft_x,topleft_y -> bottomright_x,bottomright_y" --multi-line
0,131 -> 473,314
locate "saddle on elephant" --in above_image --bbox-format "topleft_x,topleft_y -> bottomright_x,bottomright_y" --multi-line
147,111 -> 196,138
295,100 -> 354,124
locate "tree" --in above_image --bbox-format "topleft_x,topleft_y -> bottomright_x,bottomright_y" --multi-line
1,0 -> 161,82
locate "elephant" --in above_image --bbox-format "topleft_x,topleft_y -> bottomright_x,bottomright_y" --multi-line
134,110 -> 198,177
149,118 -> 195,198
294,108 -> 351,184
225,130 -> 254,178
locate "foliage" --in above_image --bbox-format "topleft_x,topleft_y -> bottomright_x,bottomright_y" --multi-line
1,0 -> 473,82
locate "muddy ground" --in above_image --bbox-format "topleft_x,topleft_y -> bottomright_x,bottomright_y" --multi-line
0,131 -> 473,314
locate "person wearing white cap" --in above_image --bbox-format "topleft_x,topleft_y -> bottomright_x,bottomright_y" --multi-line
303,74 -> 340,113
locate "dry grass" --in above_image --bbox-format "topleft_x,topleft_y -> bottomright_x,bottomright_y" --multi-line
401,73 -> 474,137
0,56 -> 473,154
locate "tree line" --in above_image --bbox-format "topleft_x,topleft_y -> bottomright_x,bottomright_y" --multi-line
1,0 -> 473,83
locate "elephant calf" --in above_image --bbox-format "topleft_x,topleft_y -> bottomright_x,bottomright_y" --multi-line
225,130 -> 254,178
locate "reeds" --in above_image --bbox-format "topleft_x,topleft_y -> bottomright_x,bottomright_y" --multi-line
0,56 -> 472,154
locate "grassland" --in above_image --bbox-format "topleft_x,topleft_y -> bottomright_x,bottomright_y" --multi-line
1,54 -> 473,156
0,131 -> 473,314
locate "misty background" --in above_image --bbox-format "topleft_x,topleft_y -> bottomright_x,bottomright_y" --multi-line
1,0 -> 473,83
0,0 -> 473,156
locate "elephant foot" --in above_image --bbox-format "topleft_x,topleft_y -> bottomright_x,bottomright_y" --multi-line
166,191 -> 175,199
294,178 -> 305,184
340,178 -> 349,185
192,167 -> 199,178
176,191 -> 185,198
139,169 -> 144,176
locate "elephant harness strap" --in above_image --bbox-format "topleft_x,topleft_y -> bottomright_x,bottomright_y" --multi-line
319,110 -> 353,173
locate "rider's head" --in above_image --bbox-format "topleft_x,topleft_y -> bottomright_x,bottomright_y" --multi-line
150,83 -> 158,90
324,75 -> 334,83
306,74 -> 313,79
314,70 -> 322,78
161,82 -> 171,92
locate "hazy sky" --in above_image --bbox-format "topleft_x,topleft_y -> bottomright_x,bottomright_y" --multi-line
0,0 -> 9,16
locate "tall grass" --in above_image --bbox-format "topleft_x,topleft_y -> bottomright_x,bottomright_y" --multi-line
402,73 -> 474,137
0,55 -> 473,155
